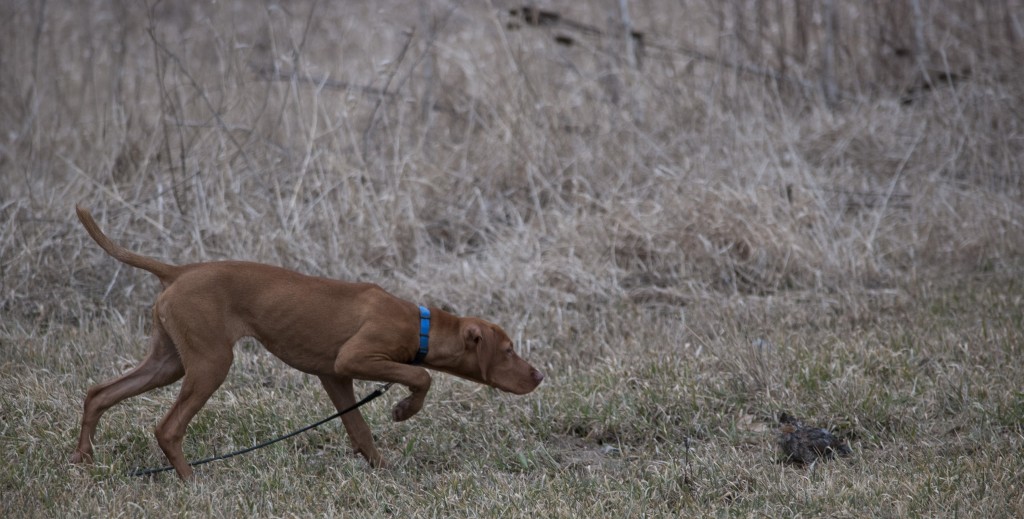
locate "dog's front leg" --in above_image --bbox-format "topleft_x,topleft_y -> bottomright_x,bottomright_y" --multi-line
318,375 -> 385,467
334,348 -> 432,422
389,370 -> 430,422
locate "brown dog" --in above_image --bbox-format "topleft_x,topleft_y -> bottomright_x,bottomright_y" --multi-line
70,206 -> 543,479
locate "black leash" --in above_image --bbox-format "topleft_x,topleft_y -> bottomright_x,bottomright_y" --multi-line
130,382 -> 394,477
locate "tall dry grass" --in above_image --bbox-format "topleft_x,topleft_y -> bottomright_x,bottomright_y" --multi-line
1,1 -> 1020,319
1,0 -> 1022,516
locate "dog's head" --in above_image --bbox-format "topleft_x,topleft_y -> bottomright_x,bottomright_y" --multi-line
456,318 -> 544,394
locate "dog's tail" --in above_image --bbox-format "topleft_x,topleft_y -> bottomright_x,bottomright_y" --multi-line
76,205 -> 182,286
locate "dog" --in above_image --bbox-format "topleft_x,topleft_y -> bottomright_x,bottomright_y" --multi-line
70,206 -> 544,479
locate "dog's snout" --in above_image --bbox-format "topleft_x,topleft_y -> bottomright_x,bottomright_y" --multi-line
531,368 -> 545,383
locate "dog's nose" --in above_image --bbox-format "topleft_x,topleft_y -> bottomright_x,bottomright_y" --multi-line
531,368 -> 545,383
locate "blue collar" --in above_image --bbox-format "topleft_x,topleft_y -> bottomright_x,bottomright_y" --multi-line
412,306 -> 430,364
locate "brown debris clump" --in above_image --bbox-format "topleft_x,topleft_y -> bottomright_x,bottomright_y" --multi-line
777,412 -> 852,464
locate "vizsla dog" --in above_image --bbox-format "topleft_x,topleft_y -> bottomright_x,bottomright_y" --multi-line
70,206 -> 544,479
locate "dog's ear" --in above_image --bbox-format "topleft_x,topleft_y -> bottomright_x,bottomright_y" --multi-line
464,323 -> 492,379
463,323 -> 483,348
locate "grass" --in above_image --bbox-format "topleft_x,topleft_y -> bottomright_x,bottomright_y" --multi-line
3,279 -> 1022,516
2,0 -> 1023,516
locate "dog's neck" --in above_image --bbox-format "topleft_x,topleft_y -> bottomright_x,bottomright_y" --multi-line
414,309 -> 464,367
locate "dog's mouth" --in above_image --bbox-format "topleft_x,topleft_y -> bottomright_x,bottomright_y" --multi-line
501,367 -> 545,395
432,364 -> 543,394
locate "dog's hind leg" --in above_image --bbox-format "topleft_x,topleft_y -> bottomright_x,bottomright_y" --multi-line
71,317 -> 184,464
150,318 -> 235,480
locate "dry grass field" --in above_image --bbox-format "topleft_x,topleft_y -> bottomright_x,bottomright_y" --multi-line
2,0 -> 1023,516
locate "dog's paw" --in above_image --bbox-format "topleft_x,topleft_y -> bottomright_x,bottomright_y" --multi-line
392,396 -> 422,422
353,443 -> 386,468
368,455 -> 390,469
69,450 -> 92,464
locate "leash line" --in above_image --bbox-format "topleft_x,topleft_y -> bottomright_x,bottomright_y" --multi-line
130,382 -> 394,477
